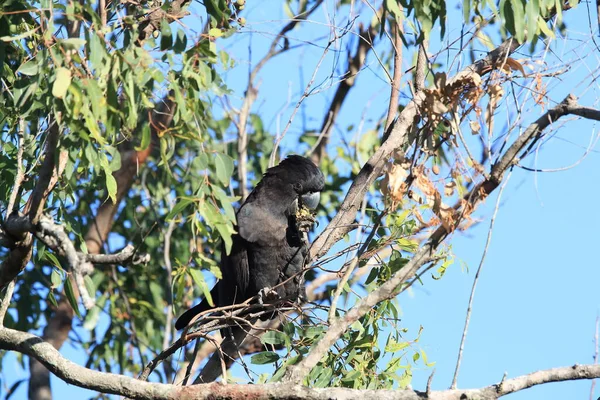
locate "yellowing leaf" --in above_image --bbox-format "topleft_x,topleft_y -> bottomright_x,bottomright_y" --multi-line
209,28 -> 223,38
52,67 -> 72,99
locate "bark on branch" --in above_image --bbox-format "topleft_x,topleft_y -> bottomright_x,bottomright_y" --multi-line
284,93 -> 600,383
308,39 -> 520,261
1,326 -> 599,400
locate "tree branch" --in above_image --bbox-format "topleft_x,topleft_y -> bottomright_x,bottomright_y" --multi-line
1,325 -> 600,400
286,93 -> 600,383
27,96 -> 172,398
0,122 -> 68,290
308,38 -> 521,262
311,23 -> 377,165
384,16 -> 404,132
136,0 -> 190,42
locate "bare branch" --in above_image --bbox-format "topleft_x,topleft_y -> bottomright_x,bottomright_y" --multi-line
85,244 -> 138,264
384,18 -> 404,132
136,0 -> 190,43
451,171 -> 512,389
311,23 -> 377,165
309,38 -> 521,262
0,121 -> 68,290
2,325 -> 600,400
37,217 -> 95,309
0,281 -> 15,327
591,315 -> 599,400
413,39 -> 429,93
6,119 -> 25,216
287,94 -> 600,383
25,123 -> 68,225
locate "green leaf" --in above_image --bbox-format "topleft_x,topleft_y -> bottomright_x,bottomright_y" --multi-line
174,30 -> 188,53
385,0 -> 403,21
283,322 -> 295,337
215,223 -> 233,254
314,366 -> 333,388
510,0 -> 525,43
412,352 -> 420,362
160,19 -> 173,50
60,38 -> 86,48
537,18 -> 555,39
341,370 -> 361,384
88,32 -> 105,68
214,152 -> 234,186
47,290 -> 58,308
50,269 -> 63,289
45,251 -> 63,270
52,67 -> 72,99
385,339 -> 410,353
166,198 -> 194,221
261,330 -> 287,345
64,277 -> 82,319
149,281 -> 164,311
283,2 -> 294,19
397,370 -> 412,388
83,293 -> 106,331
525,0 -> 539,41
188,268 -> 214,307
17,60 -> 39,76
251,351 -> 280,365
136,124 -> 151,152
270,355 -> 302,382
105,172 -> 117,203
420,349 -> 435,367
84,275 -> 96,297
462,0 -> 470,22
0,27 -> 37,42
304,326 -> 325,338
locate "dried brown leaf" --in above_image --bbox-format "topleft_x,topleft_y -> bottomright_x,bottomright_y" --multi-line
444,181 -> 457,197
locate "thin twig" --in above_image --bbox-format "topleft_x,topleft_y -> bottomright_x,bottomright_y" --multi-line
591,314 -> 599,400
162,217 -> 176,379
6,119 -> 26,216
269,35 -> 337,167
450,170 -> 512,389
328,197 -> 369,322
0,281 -> 15,327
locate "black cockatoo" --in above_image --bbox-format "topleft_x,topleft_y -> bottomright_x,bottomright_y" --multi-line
175,155 -> 325,330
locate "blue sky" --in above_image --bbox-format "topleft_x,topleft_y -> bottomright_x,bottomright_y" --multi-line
4,0 -> 600,399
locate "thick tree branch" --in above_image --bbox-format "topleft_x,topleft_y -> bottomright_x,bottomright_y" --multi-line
384,17 -> 404,132
309,38 -> 521,262
0,122 -> 68,290
287,94 -> 600,383
1,326 -> 600,400
136,0 -> 190,42
37,217 -> 95,309
28,95 -> 175,400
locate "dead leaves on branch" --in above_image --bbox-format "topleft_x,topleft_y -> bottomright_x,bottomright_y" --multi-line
421,71 -> 484,125
381,163 -> 461,232
380,58 -> 532,233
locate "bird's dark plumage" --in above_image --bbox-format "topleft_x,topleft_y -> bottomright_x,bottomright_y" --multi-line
175,155 -> 325,330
